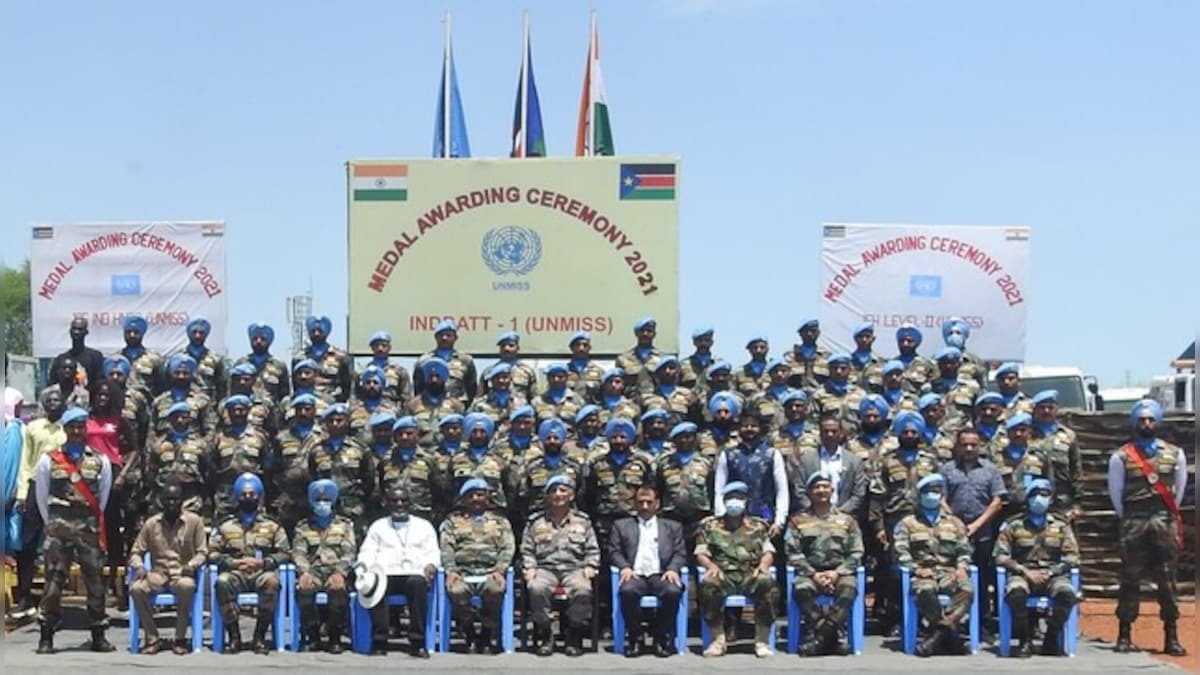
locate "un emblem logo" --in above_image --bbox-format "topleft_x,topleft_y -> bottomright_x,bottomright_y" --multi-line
481,226 -> 542,276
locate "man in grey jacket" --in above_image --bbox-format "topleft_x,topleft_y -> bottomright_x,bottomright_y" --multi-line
790,415 -> 870,520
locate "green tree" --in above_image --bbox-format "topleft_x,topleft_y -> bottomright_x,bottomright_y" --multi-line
1,260 -> 32,355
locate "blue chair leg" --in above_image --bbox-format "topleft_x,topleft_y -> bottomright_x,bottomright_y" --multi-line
501,568 -> 515,654
426,572 -> 441,654
610,568 -> 624,655
1066,568 -> 1080,657
439,577 -> 451,653
191,566 -> 205,653
210,565 -> 224,653
901,567 -> 915,655
351,599 -> 371,653
675,568 -> 689,655
997,567 -> 1011,657
786,567 -> 799,654
853,566 -> 865,655
129,577 -> 140,654
968,566 -> 979,654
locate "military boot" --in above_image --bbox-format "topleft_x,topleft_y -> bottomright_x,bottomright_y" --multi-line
223,623 -> 243,654
564,623 -> 584,657
534,623 -> 553,656
90,627 -> 116,652
35,624 -> 54,655
251,617 -> 271,655
1164,621 -> 1188,657
1041,622 -> 1063,656
1114,620 -> 1133,653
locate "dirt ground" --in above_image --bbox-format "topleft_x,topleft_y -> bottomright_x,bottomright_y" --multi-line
1079,599 -> 1197,672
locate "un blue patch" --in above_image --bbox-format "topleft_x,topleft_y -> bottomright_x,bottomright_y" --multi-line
111,274 -> 141,296
909,275 -> 942,298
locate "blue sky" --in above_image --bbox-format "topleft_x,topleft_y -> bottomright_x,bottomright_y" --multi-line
3,0 -> 1197,387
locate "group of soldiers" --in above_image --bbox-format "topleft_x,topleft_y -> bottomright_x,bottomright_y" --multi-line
7,312 -> 1189,659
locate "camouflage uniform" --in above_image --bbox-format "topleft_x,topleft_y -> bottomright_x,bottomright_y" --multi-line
656,451 -> 714,542
521,452 -> 586,518
188,347 -> 228,402
211,426 -> 271,519
480,361 -> 539,402
925,427 -> 958,463
348,399 -> 399,445
449,450 -> 510,510
994,512 -> 1080,632
929,376 -> 979,430
407,395 -> 466,449
785,509 -> 863,631
299,344 -> 353,403
992,445 -> 1051,520
694,515 -> 779,627
217,393 -> 279,439
697,427 -> 740,460
364,359 -> 413,405
893,511 -> 974,630
279,390 -> 333,424
898,356 -> 937,394
150,389 -> 215,438
870,448 -> 940,539
413,349 -> 477,404
880,388 -> 920,417
637,385 -> 701,428
532,389 -> 584,429
146,432 -> 211,517
595,396 -> 642,425
521,509 -> 601,628
291,515 -> 357,642
680,353 -> 716,393
734,363 -> 771,398
1001,392 -> 1033,419
469,391 -> 527,429
492,433 -> 540,529
208,513 -> 290,625
270,426 -> 320,531
810,383 -> 868,434
615,347 -> 661,398
119,346 -> 166,397
440,510 -> 516,629
957,351 -> 988,390
852,353 -> 886,393
307,436 -> 375,531
377,448 -> 443,522
563,436 -> 606,467
584,450 -> 654,543
771,423 -> 821,493
1032,423 -> 1082,519
566,359 -> 605,402
784,345 -> 830,392
232,353 -> 291,403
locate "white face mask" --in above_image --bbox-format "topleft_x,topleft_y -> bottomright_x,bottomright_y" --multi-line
1028,494 -> 1051,515
724,498 -> 747,517
313,501 -> 333,518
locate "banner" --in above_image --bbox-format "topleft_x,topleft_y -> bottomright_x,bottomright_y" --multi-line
30,222 -> 228,357
347,157 -> 679,355
819,223 -> 1029,362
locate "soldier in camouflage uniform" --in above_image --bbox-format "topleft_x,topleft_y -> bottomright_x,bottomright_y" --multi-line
522,419 -> 586,520
564,405 -> 609,464
893,473 -> 974,657
233,322 -> 291,404
116,314 -> 166,397
917,394 -> 958,462
1030,390 -> 1082,521
736,335 -> 772,398
786,471 -> 864,656
879,359 -> 919,415
656,422 -> 714,547
271,394 -> 320,533
33,407 -> 116,654
585,418 -> 654,547
783,319 -> 829,392
993,413 -> 1052,520
151,355 -> 215,439
700,360 -> 744,424
770,390 -> 821,485
284,360 -> 334,424
1107,399 -> 1189,656
533,363 -> 583,428
298,315 -> 353,403
972,392 -> 1008,458
846,394 -> 894,469
695,481 -> 780,658
639,356 -> 701,427
994,477 -> 1081,657
494,405 -> 540,534
376,416 -> 442,522
209,472 -> 290,654
470,363 -> 526,429
565,332 -> 605,402
480,331 -> 538,401
810,353 -> 868,435
146,402 -> 211,517
211,395 -> 271,520
292,479 -> 356,653
364,330 -> 413,405
430,413 -> 464,481
616,316 -> 662,399
893,324 -> 936,395
593,368 -> 642,424
183,316 -> 227,402
849,322 -> 885,393
699,391 -> 742,459
349,365 -> 398,443
928,347 -> 979,431
221,362 -> 280,439
522,475 -> 601,656
450,413 -> 510,511
636,408 -> 671,457
407,358 -> 466,448
412,319 -> 477,405
308,403 -> 375,535
750,358 -> 793,423
940,318 -> 986,389
440,478 -> 516,653
365,411 -> 396,462
994,363 -> 1033,417
680,326 -> 718,394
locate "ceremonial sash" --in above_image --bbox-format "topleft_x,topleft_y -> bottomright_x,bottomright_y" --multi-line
1122,443 -> 1184,550
48,450 -> 107,553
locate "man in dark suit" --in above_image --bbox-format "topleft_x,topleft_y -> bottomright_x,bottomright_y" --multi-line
790,416 -> 870,520
609,484 -> 686,658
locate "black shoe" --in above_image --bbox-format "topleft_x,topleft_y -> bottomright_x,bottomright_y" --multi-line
1041,624 -> 1063,656
915,630 -> 941,658
411,645 -> 430,659
941,628 -> 969,655
564,625 -> 583,657
326,633 -> 346,654
370,639 -> 388,656
1014,639 -> 1032,658
1165,621 -> 1188,657
223,624 -> 243,654
534,625 -> 553,656
473,627 -> 492,654
625,635 -> 644,658
251,620 -> 271,655
90,628 -> 116,653
799,636 -> 822,656
654,639 -> 673,658
831,628 -> 851,656
1114,621 -> 1133,653
35,625 -> 54,655
300,631 -> 324,652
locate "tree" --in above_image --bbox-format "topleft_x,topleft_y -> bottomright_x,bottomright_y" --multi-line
0,260 -> 32,356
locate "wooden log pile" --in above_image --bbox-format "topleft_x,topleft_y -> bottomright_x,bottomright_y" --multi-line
1063,411 -> 1195,598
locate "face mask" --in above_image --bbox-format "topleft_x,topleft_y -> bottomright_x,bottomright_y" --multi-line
919,492 -> 941,510
313,501 -> 333,518
239,497 -> 259,513
724,498 -> 747,517
1028,494 -> 1051,515
946,333 -> 965,349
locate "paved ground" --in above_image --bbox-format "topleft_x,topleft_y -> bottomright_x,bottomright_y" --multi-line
0,607 -> 1182,674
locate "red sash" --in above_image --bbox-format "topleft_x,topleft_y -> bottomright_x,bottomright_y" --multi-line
1122,443 -> 1184,550
49,450 -> 107,553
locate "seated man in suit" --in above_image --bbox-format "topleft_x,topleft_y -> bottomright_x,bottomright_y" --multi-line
609,484 -> 686,658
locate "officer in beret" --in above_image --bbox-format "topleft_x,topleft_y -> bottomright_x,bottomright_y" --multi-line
566,332 -> 605,401
616,316 -> 663,398
533,363 -> 584,428
146,402 -> 211,517
150,355 -> 214,439
406,358 -> 466,448
639,356 -> 701,427
810,353 -> 868,435
879,359 -> 919,415
469,362 -> 526,428
271,394 -> 322,533
480,331 -> 538,402
917,393 -> 957,462
736,335 -> 772,397
655,422 -> 714,545
412,319 -> 477,404
308,403 -> 374,536
211,395 -> 271,520
929,346 -> 979,429
1030,390 -> 1082,521
783,319 -> 830,392
233,322 -> 291,403
592,367 -> 642,424
297,315 -> 353,403
364,330 -> 413,405
892,324 -> 936,395
183,316 -> 227,402
350,365 -> 398,443
376,416 -> 441,522
681,326 -> 720,395
992,413 -> 1052,521
221,362 -> 280,438
993,363 -> 1032,417
849,322 -> 885,393
283,359 -> 333,423
115,314 -> 166,397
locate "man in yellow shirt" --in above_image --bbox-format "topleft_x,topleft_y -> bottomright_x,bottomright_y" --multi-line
10,389 -> 67,619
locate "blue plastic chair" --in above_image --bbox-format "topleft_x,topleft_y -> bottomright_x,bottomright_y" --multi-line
698,566 -> 778,651
785,565 -> 865,655
281,564 -> 358,652
996,567 -> 1080,657
900,564 -> 980,655
208,563 -> 287,653
126,553 -> 205,653
350,569 -> 440,655
438,568 -> 515,654
610,566 -> 689,655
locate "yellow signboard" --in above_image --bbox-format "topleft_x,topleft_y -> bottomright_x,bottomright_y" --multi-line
347,157 -> 679,356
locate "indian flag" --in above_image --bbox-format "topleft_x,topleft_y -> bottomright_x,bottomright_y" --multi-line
575,12 -> 614,157
352,164 -> 408,201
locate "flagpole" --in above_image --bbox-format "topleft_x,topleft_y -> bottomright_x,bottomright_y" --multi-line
589,10 -> 597,156
520,11 -> 529,158
443,12 -> 452,158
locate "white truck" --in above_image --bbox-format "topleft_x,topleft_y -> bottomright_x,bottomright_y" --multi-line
1148,372 -> 1195,414
988,364 -> 1096,412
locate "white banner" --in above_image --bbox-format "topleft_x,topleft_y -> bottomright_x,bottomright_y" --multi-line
30,222 -> 228,358
819,223 -> 1029,362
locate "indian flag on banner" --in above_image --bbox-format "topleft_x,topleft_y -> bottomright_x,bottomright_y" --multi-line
352,164 -> 408,201
575,12 -> 613,156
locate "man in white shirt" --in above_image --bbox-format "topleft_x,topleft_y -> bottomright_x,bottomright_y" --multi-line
357,487 -> 440,658
712,407 -> 789,537
608,485 -> 686,657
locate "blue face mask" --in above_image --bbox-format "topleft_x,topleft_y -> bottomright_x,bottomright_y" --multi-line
1028,494 -> 1051,515
919,491 -> 941,510
313,501 -> 333,518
